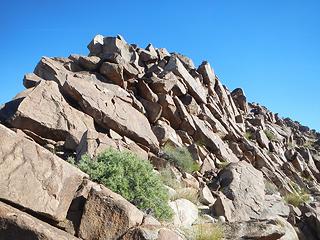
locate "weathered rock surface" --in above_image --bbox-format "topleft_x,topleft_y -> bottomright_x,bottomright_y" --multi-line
0,202 -> 79,240
0,80 -> 94,148
215,161 -> 266,222
0,124 -> 87,222
62,74 -> 159,152
78,185 -> 145,240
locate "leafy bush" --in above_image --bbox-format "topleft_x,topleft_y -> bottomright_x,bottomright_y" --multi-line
194,224 -> 224,240
284,191 -> 310,207
78,148 -> 173,220
264,130 -> 277,141
163,145 -> 200,173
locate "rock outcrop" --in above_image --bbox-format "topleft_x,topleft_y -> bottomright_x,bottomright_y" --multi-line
0,34 -> 319,239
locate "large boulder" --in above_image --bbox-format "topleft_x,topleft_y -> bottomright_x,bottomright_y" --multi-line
62,75 -> 159,152
164,55 -> 207,104
0,124 -> 87,221
0,202 -> 79,240
0,80 -> 95,148
224,217 -> 298,240
78,185 -> 145,240
169,199 -> 198,228
192,116 -> 239,163
216,161 -> 266,222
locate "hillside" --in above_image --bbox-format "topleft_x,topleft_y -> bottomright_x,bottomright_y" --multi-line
0,34 -> 319,240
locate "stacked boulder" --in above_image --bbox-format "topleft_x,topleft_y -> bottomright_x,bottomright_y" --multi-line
0,34 -> 319,239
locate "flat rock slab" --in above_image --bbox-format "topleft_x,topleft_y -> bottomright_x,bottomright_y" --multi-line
0,80 -> 94,145
0,201 -> 79,240
0,124 -> 87,221
63,75 -> 159,152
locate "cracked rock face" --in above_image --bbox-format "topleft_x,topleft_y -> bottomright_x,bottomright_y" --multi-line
63,74 -> 159,152
0,124 -> 87,221
216,161 -> 266,222
0,201 -> 78,240
0,80 -> 95,148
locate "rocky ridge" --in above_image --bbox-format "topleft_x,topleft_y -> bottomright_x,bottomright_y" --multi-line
0,34 -> 319,239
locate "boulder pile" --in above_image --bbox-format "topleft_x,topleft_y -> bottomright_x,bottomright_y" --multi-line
0,34 -> 319,239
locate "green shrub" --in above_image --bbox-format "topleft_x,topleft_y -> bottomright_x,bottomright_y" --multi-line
163,145 -> 200,173
78,148 -> 173,221
264,130 -> 277,141
194,224 -> 224,240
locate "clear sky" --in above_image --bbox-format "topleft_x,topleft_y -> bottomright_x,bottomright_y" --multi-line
1,0 -> 319,131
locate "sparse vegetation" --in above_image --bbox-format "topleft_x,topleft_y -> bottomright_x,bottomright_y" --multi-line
171,188 -> 199,204
284,191 -> 310,207
77,148 -> 173,220
264,129 -> 277,141
163,145 -> 200,173
283,180 -> 310,207
244,131 -> 253,140
159,167 -> 183,190
193,224 -> 224,240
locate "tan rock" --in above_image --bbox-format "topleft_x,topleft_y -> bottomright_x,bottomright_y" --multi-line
164,56 -> 207,104
23,72 -> 41,88
79,185 -> 145,240
1,80 -> 94,149
63,75 -> 159,152
0,124 -> 86,221
0,202 -> 79,240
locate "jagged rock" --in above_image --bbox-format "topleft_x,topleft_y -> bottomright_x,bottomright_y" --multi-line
87,34 -> 104,56
23,72 -> 41,88
0,202 -> 79,240
164,55 -> 207,103
63,75 -> 159,152
0,80 -> 95,149
79,185 -> 145,240
138,80 -> 158,102
173,53 -> 195,70
140,98 -> 162,123
78,55 -> 101,71
199,185 -> 216,205
231,88 -> 248,113
173,96 -> 196,135
152,120 -> 182,147
224,217 -> 299,240
99,61 -> 125,87
0,124 -> 87,221
34,56 -> 70,86
217,161 -> 266,222
158,94 -> 181,129
169,199 -> 198,228
256,129 -> 270,149
192,116 -> 239,163
197,61 -> 216,86
139,46 -> 158,63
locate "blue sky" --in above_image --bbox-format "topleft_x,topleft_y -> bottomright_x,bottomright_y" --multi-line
1,0 -> 319,131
